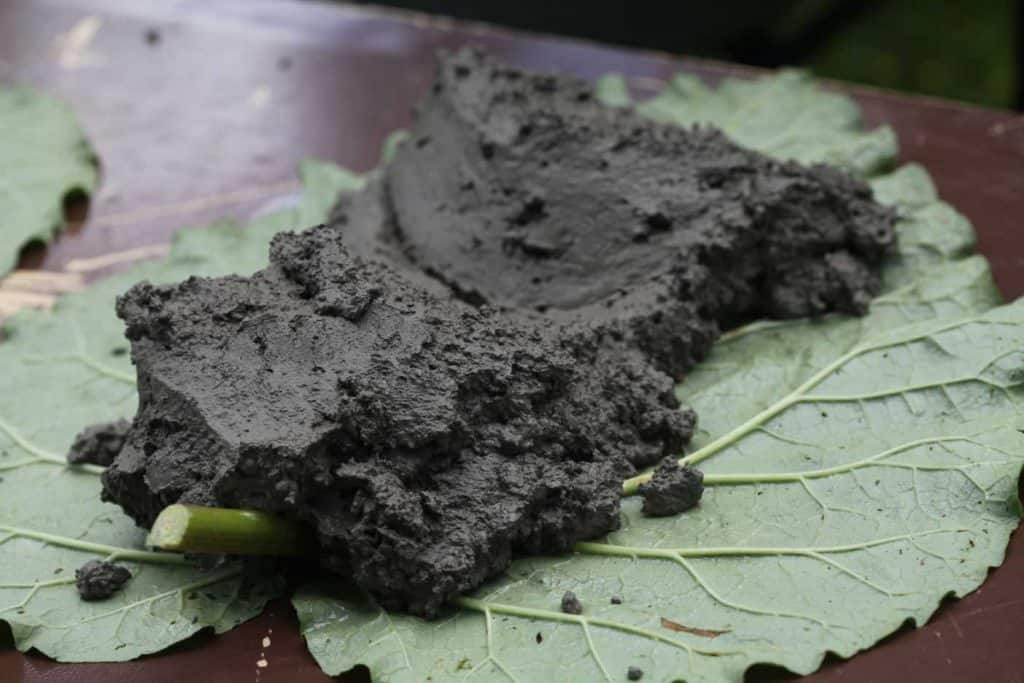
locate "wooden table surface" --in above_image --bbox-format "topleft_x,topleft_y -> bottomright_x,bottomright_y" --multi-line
2,1 -> 1023,681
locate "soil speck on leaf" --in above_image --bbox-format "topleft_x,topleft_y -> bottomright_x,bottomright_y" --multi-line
75,560 -> 131,601
67,419 -> 130,467
561,591 -> 583,615
640,459 -> 704,516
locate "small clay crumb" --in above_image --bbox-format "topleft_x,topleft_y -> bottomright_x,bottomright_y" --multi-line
610,595 -> 623,605
535,632 -> 543,644
144,28 -> 160,45
639,459 -> 704,517
627,665 -> 644,680
75,560 -> 131,601
67,419 -> 131,467
561,591 -> 583,615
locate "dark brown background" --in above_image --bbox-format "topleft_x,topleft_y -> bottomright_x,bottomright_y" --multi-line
1,0 -> 1023,681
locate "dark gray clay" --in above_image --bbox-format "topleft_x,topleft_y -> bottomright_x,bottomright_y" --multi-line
67,419 -> 131,467
640,459 -> 704,516
102,49 -> 895,617
75,560 -> 131,601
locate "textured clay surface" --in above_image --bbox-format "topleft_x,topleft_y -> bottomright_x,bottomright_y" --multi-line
75,560 -> 131,601
102,50 -> 895,616
340,48 -> 896,377
639,460 -> 705,517
67,419 -> 131,467
102,226 -> 690,617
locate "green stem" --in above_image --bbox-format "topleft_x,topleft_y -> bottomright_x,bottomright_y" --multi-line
620,317 -> 970,496
147,504 -> 314,556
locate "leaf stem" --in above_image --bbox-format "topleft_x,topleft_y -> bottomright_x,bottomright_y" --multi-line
147,504 -> 314,556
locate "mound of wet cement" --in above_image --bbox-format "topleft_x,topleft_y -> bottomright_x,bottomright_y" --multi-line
338,48 -> 896,377
102,49 -> 895,616
102,226 -> 691,616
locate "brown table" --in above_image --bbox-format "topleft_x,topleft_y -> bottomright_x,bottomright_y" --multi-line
1,1 -> 1023,681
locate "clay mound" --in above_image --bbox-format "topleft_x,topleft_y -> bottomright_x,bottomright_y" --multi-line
102,225 -> 691,616
338,48 -> 896,376
102,49 -> 897,617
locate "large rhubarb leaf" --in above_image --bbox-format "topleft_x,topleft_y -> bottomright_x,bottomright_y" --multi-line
2,66 -> 1017,681
0,86 -> 98,275
295,71 -> 1021,683
296,296 -> 1024,683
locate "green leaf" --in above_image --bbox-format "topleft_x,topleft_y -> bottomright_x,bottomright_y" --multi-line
684,255 -> 1000,450
683,161 -> 999,449
594,74 -> 631,108
297,298 -> 1024,683
297,159 -> 365,228
0,86 -> 98,275
600,69 -> 898,176
294,72 -> 1021,682
0,166 -> 359,661
380,130 -> 410,166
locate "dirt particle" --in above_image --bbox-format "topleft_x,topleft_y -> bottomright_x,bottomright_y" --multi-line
639,460 -> 704,516
75,560 -> 131,601
627,665 -> 644,680
67,419 -> 130,467
561,591 -> 583,615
